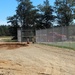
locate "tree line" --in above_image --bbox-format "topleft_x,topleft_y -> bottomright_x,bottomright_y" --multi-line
0,25 -> 11,36
7,0 -> 75,39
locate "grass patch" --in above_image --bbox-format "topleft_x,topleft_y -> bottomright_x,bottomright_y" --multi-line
0,36 -> 17,42
0,36 -> 12,38
2,39 -> 17,42
40,42 -> 75,50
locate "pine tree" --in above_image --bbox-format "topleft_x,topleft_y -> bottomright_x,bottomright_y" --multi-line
37,0 -> 55,29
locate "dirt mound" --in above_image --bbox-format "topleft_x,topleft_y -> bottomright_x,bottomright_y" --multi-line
0,42 -> 28,50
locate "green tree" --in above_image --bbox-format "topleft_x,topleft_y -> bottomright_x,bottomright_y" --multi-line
7,15 -> 19,39
55,0 -> 75,39
55,0 -> 75,26
16,0 -> 39,36
7,0 -> 39,39
0,25 -> 11,36
37,0 -> 55,29
16,0 -> 34,28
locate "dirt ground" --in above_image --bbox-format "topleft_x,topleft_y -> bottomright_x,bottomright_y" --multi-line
0,43 -> 75,75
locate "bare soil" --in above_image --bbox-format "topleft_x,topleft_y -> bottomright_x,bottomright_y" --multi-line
0,42 -> 28,49
0,43 -> 75,75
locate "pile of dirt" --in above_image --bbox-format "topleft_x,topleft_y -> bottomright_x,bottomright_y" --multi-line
0,42 -> 28,49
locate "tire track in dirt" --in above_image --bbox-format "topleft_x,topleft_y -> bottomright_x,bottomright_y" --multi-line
0,44 -> 75,75
33,44 -> 75,75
